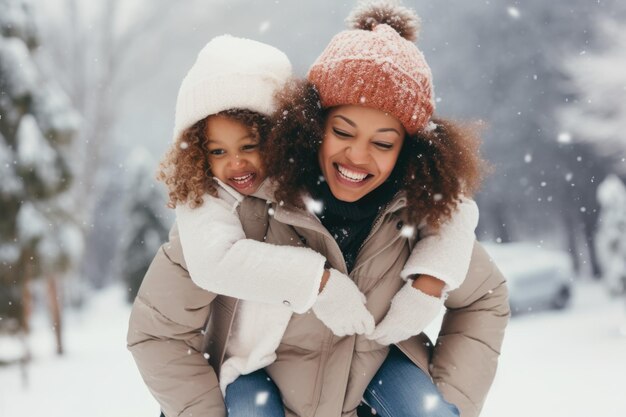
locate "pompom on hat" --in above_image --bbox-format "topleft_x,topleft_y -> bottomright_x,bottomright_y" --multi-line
307,0 -> 434,135
173,35 -> 292,142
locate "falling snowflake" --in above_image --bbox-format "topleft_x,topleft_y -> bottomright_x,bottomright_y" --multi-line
524,153 -> 532,163
424,121 -> 438,132
400,225 -> 415,238
507,7 -> 521,19
179,141 -> 189,150
305,198 -> 324,214
259,21 -> 271,33
424,394 -> 439,411
255,391 -> 269,406
557,132 -> 572,144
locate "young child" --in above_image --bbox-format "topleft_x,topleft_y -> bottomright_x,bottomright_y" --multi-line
159,35 -> 478,395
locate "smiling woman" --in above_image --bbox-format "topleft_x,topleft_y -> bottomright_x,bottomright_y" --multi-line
253,1 -> 508,416
265,81 -> 485,229
319,105 -> 405,202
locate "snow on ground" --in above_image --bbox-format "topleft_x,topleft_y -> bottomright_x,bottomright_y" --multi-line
479,281 -> 626,417
0,286 -> 158,417
0,281 -> 625,417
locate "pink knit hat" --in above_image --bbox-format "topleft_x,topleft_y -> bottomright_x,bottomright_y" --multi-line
308,1 -> 434,135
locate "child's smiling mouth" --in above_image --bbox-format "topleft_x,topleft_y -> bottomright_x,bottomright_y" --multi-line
228,172 -> 258,191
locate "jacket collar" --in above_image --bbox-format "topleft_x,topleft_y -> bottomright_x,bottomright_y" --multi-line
213,177 -> 245,204
251,178 -> 278,202
215,176 -> 409,233
273,189 -> 408,237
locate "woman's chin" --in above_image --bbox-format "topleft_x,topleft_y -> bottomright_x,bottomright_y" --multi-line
327,174 -> 377,202
327,182 -> 368,202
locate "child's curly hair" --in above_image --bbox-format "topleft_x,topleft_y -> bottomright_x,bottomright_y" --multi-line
158,109 -> 271,208
262,80 -> 489,228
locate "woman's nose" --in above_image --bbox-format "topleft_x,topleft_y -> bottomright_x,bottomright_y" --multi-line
345,143 -> 370,165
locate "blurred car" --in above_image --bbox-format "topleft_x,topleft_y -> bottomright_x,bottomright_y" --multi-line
482,242 -> 574,316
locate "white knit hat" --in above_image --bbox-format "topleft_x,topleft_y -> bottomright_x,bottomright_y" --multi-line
173,35 -> 292,142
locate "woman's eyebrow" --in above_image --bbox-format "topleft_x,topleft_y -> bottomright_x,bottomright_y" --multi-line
377,127 -> 401,135
333,115 -> 357,128
333,115 -> 400,135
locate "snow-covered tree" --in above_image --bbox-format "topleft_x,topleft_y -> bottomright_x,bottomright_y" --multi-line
595,175 -> 626,295
0,0 -> 80,355
559,18 -> 626,169
437,0 -> 626,276
37,0 -> 175,288
117,148 -> 169,302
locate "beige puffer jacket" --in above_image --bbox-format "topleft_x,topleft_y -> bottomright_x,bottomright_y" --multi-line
128,195 -> 509,417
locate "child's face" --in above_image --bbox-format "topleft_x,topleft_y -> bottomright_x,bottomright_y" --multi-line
205,115 -> 265,195
318,105 -> 405,202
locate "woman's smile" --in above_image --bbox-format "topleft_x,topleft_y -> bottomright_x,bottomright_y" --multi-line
333,162 -> 373,187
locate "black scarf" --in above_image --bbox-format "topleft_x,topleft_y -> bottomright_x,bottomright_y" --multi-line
311,174 -> 402,272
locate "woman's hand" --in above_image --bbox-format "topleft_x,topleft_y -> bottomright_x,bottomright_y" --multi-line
367,279 -> 444,345
312,269 -> 375,336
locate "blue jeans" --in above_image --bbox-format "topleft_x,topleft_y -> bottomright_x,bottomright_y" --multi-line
361,345 -> 460,417
224,368 -> 285,417
223,346 -> 459,417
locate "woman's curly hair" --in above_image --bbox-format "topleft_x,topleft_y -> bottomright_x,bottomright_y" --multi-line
158,109 -> 270,208
262,79 -> 489,228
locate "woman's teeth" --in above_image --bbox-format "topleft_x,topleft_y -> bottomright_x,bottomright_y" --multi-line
337,164 -> 368,182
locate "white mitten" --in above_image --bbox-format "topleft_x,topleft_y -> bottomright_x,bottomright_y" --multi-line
312,268 -> 375,337
367,281 -> 444,345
